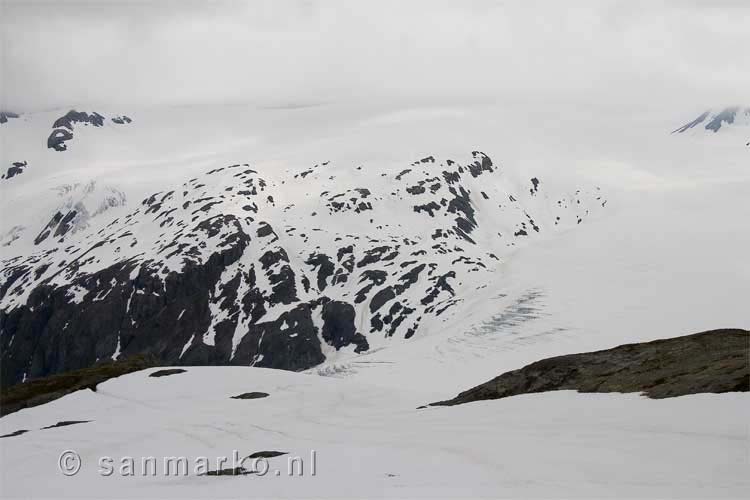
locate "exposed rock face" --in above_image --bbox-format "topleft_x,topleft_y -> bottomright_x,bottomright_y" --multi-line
149,369 -> 186,377
40,420 -> 91,429
52,110 -> 105,130
1,154 -> 606,386
430,329 -> 749,406
46,110 -> 129,151
673,107 -> 750,134
0,429 -> 28,439
2,161 -> 27,180
0,111 -> 20,124
0,355 -> 157,416
321,300 -> 369,352
231,392 -> 269,399
47,129 -> 74,151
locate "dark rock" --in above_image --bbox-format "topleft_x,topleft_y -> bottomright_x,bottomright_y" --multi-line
247,450 -> 287,459
47,129 -> 74,151
41,420 -> 91,429
0,111 -> 20,124
414,201 -> 441,217
355,270 -> 387,303
231,392 -> 269,400
395,169 -> 412,180
672,111 -> 710,133
530,177 -> 540,195
467,152 -> 493,177
2,161 -> 27,180
0,429 -> 29,439
202,467 -> 253,476
259,247 -> 298,305
53,210 -> 78,238
356,246 -> 393,268
232,303 -> 324,371
421,271 -> 455,306
447,186 -> 478,243
47,111 -> 106,151
321,300 -> 369,352
336,245 -> 353,261
1,214 -> 251,385
442,171 -> 460,184
0,355 -> 157,416
673,107 -> 750,134
34,211 -> 64,244
53,110 -> 105,130
430,329 -> 749,406
149,368 -> 186,377
256,222 -> 275,238
305,253 -> 335,291
370,286 -> 395,313
705,107 -> 739,132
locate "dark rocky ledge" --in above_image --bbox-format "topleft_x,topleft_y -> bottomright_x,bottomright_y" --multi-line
0,355 -> 157,417
231,392 -> 269,399
148,368 -> 186,378
430,329 -> 749,407
0,111 -> 20,124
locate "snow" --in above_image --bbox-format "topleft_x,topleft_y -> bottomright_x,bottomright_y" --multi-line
1,102 -> 749,497
110,335 -> 121,361
0,367 -> 747,498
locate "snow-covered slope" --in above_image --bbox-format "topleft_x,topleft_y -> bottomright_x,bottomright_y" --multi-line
0,366 -> 747,498
1,103 -> 748,498
1,108 -> 605,384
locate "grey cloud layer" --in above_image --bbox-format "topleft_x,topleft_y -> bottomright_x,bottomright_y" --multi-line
2,0 -> 749,112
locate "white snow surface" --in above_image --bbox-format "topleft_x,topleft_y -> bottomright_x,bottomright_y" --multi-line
1,103 -> 749,498
0,367 -> 748,499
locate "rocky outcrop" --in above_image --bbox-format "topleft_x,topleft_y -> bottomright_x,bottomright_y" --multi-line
0,111 -> 20,124
149,369 -> 186,377
231,392 -> 269,399
47,110 -> 129,151
320,300 -> 369,352
1,161 -> 27,180
430,329 -> 749,406
673,107 -> 750,134
1,155 -> 606,385
1,219 -> 252,384
47,129 -> 74,151
0,355 -> 157,416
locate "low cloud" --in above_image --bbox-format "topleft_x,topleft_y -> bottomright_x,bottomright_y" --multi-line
2,0 -> 749,113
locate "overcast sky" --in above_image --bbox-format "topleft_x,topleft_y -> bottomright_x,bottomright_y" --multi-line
1,0 -> 749,113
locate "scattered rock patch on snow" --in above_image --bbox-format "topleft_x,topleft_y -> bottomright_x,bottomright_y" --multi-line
149,368 -> 187,378
230,392 -> 269,400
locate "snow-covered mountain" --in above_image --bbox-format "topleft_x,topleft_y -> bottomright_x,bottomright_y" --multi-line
0,109 -> 605,385
1,104 -> 748,498
672,106 -> 750,134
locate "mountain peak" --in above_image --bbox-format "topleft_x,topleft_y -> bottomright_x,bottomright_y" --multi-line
672,106 -> 750,134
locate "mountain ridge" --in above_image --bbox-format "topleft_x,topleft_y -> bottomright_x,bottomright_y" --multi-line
1,119 -> 605,384
672,106 -> 750,134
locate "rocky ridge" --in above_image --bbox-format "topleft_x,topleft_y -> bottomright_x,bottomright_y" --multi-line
1,112 -> 606,385
430,329 -> 749,406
